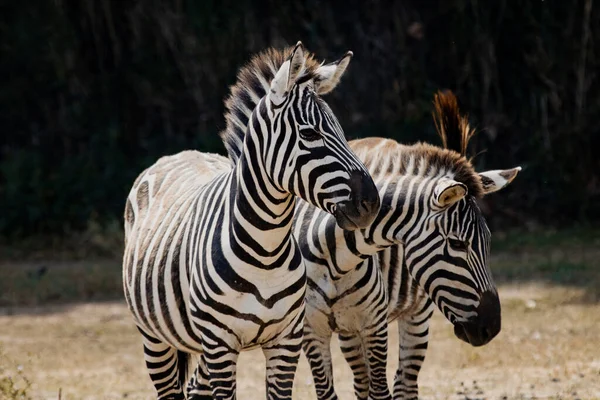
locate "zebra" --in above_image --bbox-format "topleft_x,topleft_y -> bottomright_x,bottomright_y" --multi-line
122,42 -> 381,400
292,90 -> 521,400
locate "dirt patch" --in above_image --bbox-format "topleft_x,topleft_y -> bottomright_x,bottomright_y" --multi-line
1,284 -> 599,400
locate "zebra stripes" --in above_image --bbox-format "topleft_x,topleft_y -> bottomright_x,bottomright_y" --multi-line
293,91 -> 520,400
122,43 -> 379,400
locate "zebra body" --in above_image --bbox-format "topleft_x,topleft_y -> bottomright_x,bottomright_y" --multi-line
123,43 -> 379,400
294,91 -> 521,400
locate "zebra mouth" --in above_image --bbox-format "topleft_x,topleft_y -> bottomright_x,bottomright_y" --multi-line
453,322 -> 493,347
334,205 -> 360,231
452,291 -> 501,347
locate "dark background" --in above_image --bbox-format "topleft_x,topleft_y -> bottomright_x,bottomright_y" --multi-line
0,5 -> 598,396
1,0 -> 599,240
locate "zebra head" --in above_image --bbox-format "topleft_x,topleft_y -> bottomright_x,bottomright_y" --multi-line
223,42 -> 380,230
352,134 -> 519,347
413,167 -> 520,347
403,91 -> 520,347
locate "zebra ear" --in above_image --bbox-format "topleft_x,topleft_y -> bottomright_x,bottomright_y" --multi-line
270,41 -> 305,105
479,167 -> 521,195
434,179 -> 468,208
314,51 -> 353,95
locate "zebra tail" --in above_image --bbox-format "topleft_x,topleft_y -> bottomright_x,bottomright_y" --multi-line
177,350 -> 193,392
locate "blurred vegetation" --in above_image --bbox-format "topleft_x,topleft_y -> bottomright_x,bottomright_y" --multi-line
491,227 -> 600,302
1,227 -> 598,307
1,0 -> 599,239
0,347 -> 31,400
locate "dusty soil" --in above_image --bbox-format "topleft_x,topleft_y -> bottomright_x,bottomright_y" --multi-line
1,284 -> 599,400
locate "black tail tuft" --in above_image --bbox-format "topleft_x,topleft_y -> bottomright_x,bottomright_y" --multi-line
177,350 -> 191,395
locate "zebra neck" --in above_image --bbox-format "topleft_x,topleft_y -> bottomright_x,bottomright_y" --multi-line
228,135 -> 296,256
314,220 -> 377,276
323,181 -> 431,274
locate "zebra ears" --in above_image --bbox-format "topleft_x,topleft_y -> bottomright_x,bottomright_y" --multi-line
270,41 -> 306,105
314,51 -> 353,95
434,179 -> 468,208
479,167 -> 521,195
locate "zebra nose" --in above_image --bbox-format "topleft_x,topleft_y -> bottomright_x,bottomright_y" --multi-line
477,290 -> 501,336
453,290 -> 501,347
348,170 -> 380,218
334,170 -> 380,231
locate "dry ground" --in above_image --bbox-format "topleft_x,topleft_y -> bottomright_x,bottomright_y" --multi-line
1,284 -> 599,400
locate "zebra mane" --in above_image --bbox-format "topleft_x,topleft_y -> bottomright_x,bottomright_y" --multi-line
219,46 -> 322,164
349,139 -> 484,198
432,90 -> 476,158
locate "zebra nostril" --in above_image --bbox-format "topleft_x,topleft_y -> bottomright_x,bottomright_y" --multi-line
360,199 -> 370,212
479,326 -> 490,342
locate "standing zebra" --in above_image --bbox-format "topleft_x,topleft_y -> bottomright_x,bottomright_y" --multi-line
122,42 -> 380,400
293,91 -> 521,400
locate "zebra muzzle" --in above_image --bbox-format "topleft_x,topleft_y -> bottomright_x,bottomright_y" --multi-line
333,170 -> 380,230
453,290 -> 501,347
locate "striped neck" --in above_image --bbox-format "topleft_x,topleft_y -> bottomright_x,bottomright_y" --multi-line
321,175 -> 437,274
228,99 -> 296,257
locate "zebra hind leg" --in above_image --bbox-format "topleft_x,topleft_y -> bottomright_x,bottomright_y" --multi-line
263,316 -> 304,400
394,301 -> 433,400
138,327 -> 186,400
302,322 -> 338,400
186,353 -> 212,400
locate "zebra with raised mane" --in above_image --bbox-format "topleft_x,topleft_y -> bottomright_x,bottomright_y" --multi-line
293,91 -> 521,400
122,42 -> 380,400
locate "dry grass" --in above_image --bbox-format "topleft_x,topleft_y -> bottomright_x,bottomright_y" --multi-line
1,229 -> 598,399
0,284 -> 599,400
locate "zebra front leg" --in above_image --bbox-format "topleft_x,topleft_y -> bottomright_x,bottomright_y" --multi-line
186,353 -> 212,400
202,331 -> 240,400
302,322 -> 338,400
363,321 -> 393,400
262,316 -> 304,400
137,327 -> 186,400
393,301 -> 434,400
338,333 -> 369,400
339,324 -> 392,400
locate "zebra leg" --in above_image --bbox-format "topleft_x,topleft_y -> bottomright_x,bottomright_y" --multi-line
202,332 -> 240,400
364,322 -> 392,400
338,333 -> 369,400
339,323 -> 391,400
393,301 -> 434,400
138,327 -> 186,400
186,353 -> 212,400
262,316 -> 304,400
302,322 -> 338,400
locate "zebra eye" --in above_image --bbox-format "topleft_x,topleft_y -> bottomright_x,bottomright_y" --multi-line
448,238 -> 469,252
299,128 -> 322,142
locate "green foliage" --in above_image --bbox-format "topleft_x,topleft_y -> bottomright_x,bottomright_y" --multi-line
1,226 -> 597,306
1,1 -> 599,238
490,227 -> 600,301
0,259 -> 122,307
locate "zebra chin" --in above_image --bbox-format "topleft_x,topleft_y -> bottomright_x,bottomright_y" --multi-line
452,290 -> 501,347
